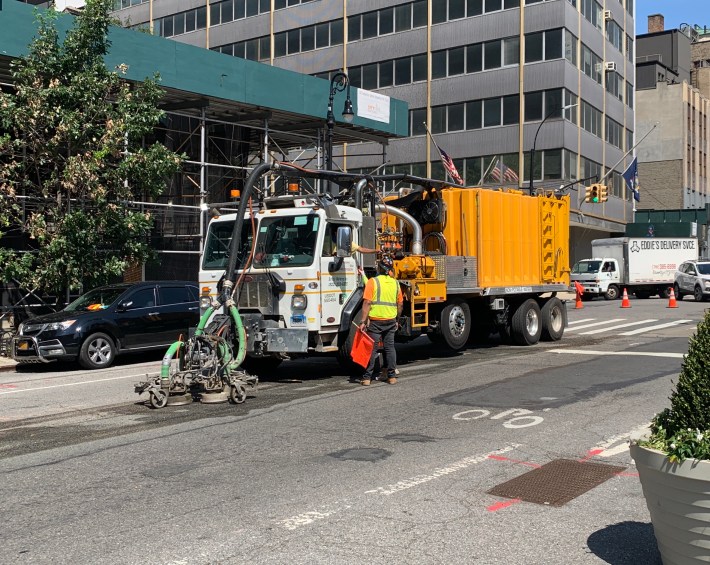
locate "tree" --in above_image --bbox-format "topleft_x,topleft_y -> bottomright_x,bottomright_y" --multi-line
0,0 -> 182,296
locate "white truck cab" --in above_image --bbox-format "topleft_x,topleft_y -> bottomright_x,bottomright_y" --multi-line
570,258 -> 621,300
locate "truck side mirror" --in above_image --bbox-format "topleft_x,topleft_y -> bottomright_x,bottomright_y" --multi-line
336,226 -> 352,258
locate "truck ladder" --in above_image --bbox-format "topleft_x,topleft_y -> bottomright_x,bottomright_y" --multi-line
540,203 -> 556,282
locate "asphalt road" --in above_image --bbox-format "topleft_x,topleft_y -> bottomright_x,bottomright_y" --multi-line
0,294 -> 705,565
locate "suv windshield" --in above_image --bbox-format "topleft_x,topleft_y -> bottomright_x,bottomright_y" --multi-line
572,260 -> 601,274
253,214 -> 320,268
698,263 -> 710,275
65,287 -> 127,312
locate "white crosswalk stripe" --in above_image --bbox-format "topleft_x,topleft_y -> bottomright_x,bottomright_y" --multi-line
618,320 -> 692,335
565,317 -> 693,336
565,319 -> 625,332
580,319 -> 658,335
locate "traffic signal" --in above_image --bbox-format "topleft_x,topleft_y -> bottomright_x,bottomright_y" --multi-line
587,184 -> 600,203
598,184 -> 608,202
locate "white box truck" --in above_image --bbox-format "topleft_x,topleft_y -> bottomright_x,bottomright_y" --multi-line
570,237 -> 698,300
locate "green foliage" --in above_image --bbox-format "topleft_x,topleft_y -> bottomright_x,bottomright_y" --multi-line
641,309 -> 710,462
0,0 -> 182,294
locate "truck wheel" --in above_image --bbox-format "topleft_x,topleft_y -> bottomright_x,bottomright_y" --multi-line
511,299 -> 542,346
439,299 -> 471,350
604,285 -> 619,301
674,283 -> 684,300
540,298 -> 564,341
660,287 -> 672,299
79,332 -> 116,370
240,356 -> 283,376
695,286 -> 706,302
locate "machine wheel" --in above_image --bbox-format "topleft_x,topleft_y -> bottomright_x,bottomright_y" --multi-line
78,332 -> 116,370
229,384 -> 246,404
511,299 -> 542,346
241,356 -> 283,376
540,298 -> 564,342
439,299 -> 471,351
604,285 -> 620,301
695,285 -> 706,302
674,283 -> 684,300
149,389 -> 168,409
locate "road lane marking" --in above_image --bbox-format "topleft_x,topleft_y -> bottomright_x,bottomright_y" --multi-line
550,349 -> 684,358
580,319 -> 658,335
0,373 -> 150,395
364,444 -> 518,496
565,319 -> 626,331
567,318 -> 596,325
590,424 -> 651,458
618,320 -> 692,335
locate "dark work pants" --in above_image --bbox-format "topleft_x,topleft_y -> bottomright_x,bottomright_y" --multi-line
363,318 -> 397,380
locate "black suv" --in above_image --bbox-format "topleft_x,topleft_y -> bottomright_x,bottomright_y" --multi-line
12,281 -> 200,369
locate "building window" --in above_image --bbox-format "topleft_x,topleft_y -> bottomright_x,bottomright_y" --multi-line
582,44 -> 603,84
395,4 -> 412,32
485,40 -> 502,69
605,116 -> 623,149
409,108 -> 427,136
432,51 -> 448,79
525,91 -> 543,121
565,31 -> 578,66
467,100 -> 483,129
606,20 -> 623,52
581,101 -> 602,138
484,98 -> 502,127
581,0 -> 603,31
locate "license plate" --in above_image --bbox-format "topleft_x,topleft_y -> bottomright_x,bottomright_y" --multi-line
17,341 -> 30,351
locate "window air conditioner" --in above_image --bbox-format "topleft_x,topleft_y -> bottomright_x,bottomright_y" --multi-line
604,10 -> 613,21
604,61 -> 617,72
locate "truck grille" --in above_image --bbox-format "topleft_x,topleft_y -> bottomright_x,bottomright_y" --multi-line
237,276 -> 274,312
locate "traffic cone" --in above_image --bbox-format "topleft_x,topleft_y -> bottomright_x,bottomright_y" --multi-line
575,291 -> 584,309
667,287 -> 678,308
621,288 -> 631,308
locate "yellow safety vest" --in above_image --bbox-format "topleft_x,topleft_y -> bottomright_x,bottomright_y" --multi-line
369,275 -> 399,319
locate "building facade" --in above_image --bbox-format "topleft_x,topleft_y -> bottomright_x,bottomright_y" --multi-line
636,16 -> 710,212
112,0 -> 637,261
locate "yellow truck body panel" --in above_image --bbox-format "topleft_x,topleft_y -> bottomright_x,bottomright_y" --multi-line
435,188 -> 570,288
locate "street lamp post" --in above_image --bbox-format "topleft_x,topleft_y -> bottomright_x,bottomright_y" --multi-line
528,103 -> 578,194
325,72 -> 354,177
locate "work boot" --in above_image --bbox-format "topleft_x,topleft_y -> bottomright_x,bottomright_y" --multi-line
386,377 -> 397,385
361,379 -> 371,386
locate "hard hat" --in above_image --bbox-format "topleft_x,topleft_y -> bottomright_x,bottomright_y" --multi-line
378,256 -> 394,272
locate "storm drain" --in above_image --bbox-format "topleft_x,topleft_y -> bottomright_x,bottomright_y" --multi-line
487,459 -> 626,507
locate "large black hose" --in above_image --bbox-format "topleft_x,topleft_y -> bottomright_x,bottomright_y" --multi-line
222,162 -> 272,302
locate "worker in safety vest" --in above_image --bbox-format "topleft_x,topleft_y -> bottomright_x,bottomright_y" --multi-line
358,255 -> 403,386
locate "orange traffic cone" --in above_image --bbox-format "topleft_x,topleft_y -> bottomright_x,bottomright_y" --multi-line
575,291 -> 583,309
667,287 -> 678,308
621,288 -> 631,308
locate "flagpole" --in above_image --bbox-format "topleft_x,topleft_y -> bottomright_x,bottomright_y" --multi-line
478,156 -> 498,185
423,122 -> 449,183
597,123 -> 657,185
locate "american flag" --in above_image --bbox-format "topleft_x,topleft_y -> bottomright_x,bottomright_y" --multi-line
490,160 -> 519,184
437,146 -> 464,185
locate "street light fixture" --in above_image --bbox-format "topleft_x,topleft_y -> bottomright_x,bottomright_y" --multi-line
528,102 -> 578,194
325,71 -> 354,174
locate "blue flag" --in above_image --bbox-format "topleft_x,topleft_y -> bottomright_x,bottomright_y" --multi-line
622,157 -> 640,202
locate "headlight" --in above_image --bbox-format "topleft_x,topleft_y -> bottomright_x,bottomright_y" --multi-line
291,295 -> 307,310
705,281 -> 710,290
200,296 -> 212,309
46,320 -> 77,331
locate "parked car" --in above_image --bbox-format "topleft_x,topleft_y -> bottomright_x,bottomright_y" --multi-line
674,260 -> 710,302
11,281 -> 200,369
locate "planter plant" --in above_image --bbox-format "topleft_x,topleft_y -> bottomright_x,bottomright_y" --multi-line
631,308 -> 710,564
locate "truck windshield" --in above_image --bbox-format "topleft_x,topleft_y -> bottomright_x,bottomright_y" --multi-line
253,214 -> 320,268
202,221 -> 253,271
571,260 -> 601,274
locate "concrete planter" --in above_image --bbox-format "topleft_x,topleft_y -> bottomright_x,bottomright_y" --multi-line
631,443 -> 710,564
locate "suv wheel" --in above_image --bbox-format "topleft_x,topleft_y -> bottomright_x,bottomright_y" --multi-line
79,332 -> 116,369
674,283 -> 683,300
695,285 -> 706,303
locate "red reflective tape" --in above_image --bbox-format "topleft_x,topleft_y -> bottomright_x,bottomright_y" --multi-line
487,454 -> 541,468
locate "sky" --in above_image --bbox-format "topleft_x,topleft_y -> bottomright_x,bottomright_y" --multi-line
636,0 -> 710,35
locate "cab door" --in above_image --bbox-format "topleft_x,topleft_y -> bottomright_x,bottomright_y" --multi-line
319,224 -> 357,329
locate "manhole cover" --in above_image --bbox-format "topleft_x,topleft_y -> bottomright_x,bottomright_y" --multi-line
487,459 -> 626,507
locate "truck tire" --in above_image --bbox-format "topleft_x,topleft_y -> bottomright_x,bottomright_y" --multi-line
439,299 -> 471,350
79,332 -> 116,369
674,283 -> 684,300
540,297 -> 564,341
660,287 -> 672,299
604,285 -> 619,301
511,299 -> 542,346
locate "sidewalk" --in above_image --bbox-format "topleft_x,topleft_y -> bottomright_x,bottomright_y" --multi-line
0,355 -> 17,372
